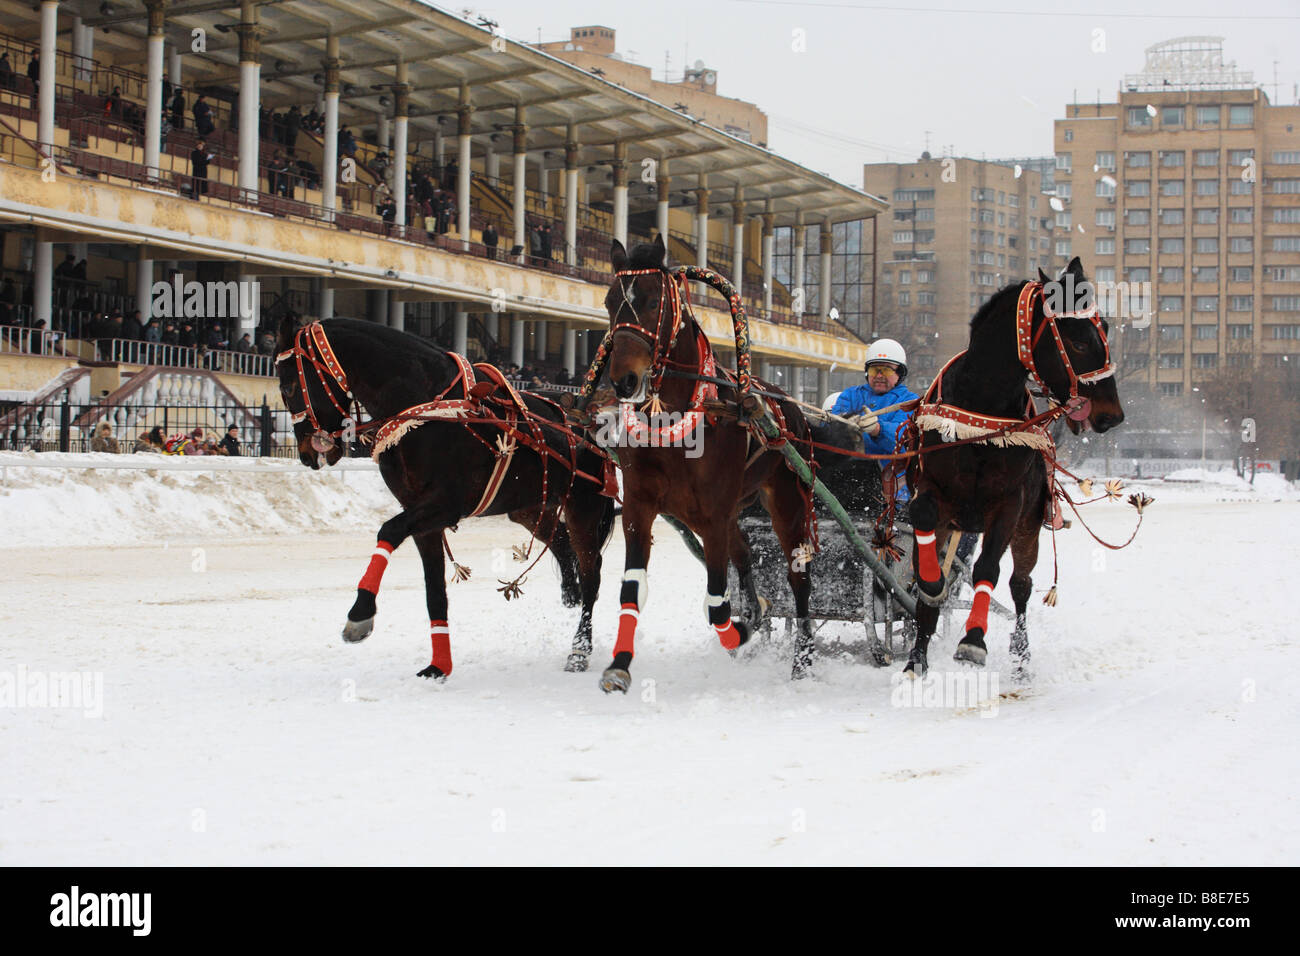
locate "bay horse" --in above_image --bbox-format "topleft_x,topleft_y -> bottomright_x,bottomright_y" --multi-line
903,256 -> 1124,678
594,236 -> 834,692
275,315 -> 616,678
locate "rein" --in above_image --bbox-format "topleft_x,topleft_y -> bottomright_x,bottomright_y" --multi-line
275,323 -> 354,437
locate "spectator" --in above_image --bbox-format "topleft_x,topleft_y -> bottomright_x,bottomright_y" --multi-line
0,52 -> 12,91
26,50 -> 38,95
179,321 -> 197,348
193,95 -> 214,136
295,156 -> 319,191
190,139 -> 212,198
72,258 -> 87,280
104,85 -> 123,119
528,222 -> 542,263
540,223 -> 553,262
338,127 -> 357,158
122,310 -> 143,341
0,278 -> 15,325
90,421 -> 120,454
378,195 -> 396,225
143,317 -> 161,344
159,113 -> 171,151
54,252 -> 77,279
219,425 -> 241,456
160,321 -> 180,346
234,332 -> 252,353
483,222 -> 498,260
555,366 -> 571,386
269,149 -> 290,197
442,158 -> 457,191
257,329 -> 276,355
170,87 -> 185,130
133,426 -> 165,454
282,106 -> 300,152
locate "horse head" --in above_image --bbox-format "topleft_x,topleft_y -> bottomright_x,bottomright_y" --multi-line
275,312 -> 348,469
605,234 -> 678,402
1033,257 -> 1125,435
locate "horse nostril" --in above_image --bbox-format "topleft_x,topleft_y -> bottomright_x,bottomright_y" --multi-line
615,372 -> 639,397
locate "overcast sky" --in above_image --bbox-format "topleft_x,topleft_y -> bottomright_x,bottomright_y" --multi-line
461,0 -> 1300,186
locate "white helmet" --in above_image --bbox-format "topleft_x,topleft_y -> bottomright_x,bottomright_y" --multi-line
864,338 -> 908,380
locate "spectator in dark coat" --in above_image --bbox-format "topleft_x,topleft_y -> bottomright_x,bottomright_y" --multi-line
178,322 -> 197,348
104,86 -> 123,119
160,321 -> 180,346
295,157 -> 319,190
0,52 -> 12,91
482,222 -> 498,259
72,258 -> 87,280
218,426 -> 241,456
170,88 -> 185,129
193,95 -> 214,136
122,310 -> 143,341
26,51 -> 38,94
190,139 -> 212,198
338,128 -> 357,158
540,223 -> 553,261
284,105 -> 301,151
234,333 -> 253,353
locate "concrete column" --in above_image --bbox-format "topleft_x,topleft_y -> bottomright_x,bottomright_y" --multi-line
169,47 -> 182,86
392,65 -> 409,230
731,196 -> 745,299
817,366 -> 830,401
236,0 -> 261,202
387,295 -> 404,331
485,313 -> 499,340
376,113 -> 391,152
434,128 -> 444,166
34,242 -> 52,328
486,143 -> 500,182
453,310 -> 468,355
320,285 -> 334,320
144,1 -> 166,181
611,142 -> 628,248
695,176 -> 710,299
512,106 -> 527,259
135,251 -> 153,324
564,128 -> 579,267
321,38 -> 340,223
535,320 -> 547,360
819,222 -> 833,321
510,316 -> 524,367
537,153 -> 548,199
762,207 -> 775,314
37,1 -> 56,153
71,15 -> 90,84
576,329 -> 588,367
457,89 -> 472,248
656,160 -> 670,240
562,328 -> 576,378
238,271 -> 259,336
793,213 -> 806,317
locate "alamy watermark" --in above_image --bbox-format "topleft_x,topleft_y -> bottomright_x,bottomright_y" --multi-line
1,665 -> 103,718
150,275 -> 260,329
891,670 -> 1000,717
1044,275 -> 1152,330
592,406 -> 704,459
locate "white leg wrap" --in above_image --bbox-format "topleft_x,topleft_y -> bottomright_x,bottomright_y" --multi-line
621,569 -> 649,608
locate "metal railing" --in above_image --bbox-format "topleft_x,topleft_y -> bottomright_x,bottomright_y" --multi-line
0,324 -> 64,356
100,339 -> 276,377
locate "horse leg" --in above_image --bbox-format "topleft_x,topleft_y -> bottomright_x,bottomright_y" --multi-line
728,520 -> 766,628
548,523 -> 583,608
903,491 -> 946,678
600,496 -> 656,694
953,501 -> 1020,667
560,493 -> 614,674
411,529 -> 453,680
700,521 -> 753,657
763,472 -> 815,680
1007,527 -> 1038,682
343,511 -> 414,643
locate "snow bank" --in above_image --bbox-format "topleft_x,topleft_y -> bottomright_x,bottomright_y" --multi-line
0,451 -> 394,548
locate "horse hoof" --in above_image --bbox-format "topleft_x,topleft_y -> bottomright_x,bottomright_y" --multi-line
342,617 -> 374,643
867,637 -> 892,667
903,652 -> 928,679
791,660 -> 812,681
416,664 -> 448,682
916,577 -> 949,607
599,667 -> 631,694
954,640 -> 988,667
564,653 -> 589,673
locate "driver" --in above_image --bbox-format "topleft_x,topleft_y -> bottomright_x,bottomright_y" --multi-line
829,338 -> 918,502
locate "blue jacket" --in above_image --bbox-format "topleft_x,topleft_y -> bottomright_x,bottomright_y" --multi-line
830,381 -> 919,456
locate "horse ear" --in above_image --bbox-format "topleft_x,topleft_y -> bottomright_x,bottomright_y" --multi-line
653,232 -> 666,264
1066,255 -> 1085,281
611,239 -> 628,272
278,312 -> 297,344
1037,267 -> 1051,284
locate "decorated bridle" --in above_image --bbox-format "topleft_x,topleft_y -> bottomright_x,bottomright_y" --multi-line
1015,280 -> 1115,406
275,322 -> 353,440
609,267 -> 688,394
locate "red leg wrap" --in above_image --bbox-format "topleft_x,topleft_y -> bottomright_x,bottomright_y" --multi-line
715,620 -> 742,651
358,541 -> 395,594
614,603 -> 638,658
964,580 -> 994,635
915,529 -> 941,583
429,620 -> 453,675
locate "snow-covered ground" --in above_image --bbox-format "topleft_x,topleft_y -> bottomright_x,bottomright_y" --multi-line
2,452 -> 1297,865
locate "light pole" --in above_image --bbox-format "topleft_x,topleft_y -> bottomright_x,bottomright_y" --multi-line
1192,387 -> 1206,465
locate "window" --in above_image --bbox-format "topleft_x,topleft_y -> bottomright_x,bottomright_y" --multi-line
1009,196 -> 1019,208
1127,151 -> 1151,168
1125,238 -> 1151,254
1229,149 -> 1254,166
1096,178 -> 1116,198
1056,153 -> 1072,172
1096,266 -> 1116,284
1096,209 -> 1116,228
1273,180 -> 1300,194
1269,266 -> 1300,281
997,212 -> 1006,225
914,207 -> 935,222
1195,179 -> 1219,196
1230,295 -> 1253,312
1194,296 -> 1219,313
1161,150 -> 1185,168
1229,179 -> 1254,195
1195,150 -> 1219,167
917,291 -> 936,306
894,188 -> 935,202
1195,208 -> 1218,225
899,271 -> 911,284
1272,296 -> 1300,312
893,231 -> 914,244
917,270 -> 934,283
1159,353 -> 1184,369
1193,354 -> 1218,369
915,230 -> 935,243
1096,237 -> 1116,256
1196,105 -> 1221,126
1056,212 -> 1071,229
1063,128 -> 1074,143
1161,267 -> 1184,283
1271,325 -> 1300,339
1161,180 -> 1185,197
1159,382 -> 1184,397
1274,237 -> 1300,252
1127,209 -> 1149,226
1274,151 -> 1300,165
1227,354 -> 1250,367
1160,238 -> 1184,254
1229,324 -> 1252,339
1055,239 -> 1072,256
1129,180 -> 1151,198
1162,107 -> 1185,128
1229,237 -> 1253,253
1128,107 -> 1153,128
1161,208 -> 1184,225
1159,324 -> 1183,340
1160,296 -> 1184,312
1274,208 -> 1300,223
1096,151 -> 1116,170
1196,237 -> 1219,253
980,208 -> 995,223
1230,267 -> 1253,282
1196,266 -> 1219,283
1128,267 -> 1151,283
998,191 -> 1006,205
1228,105 -> 1253,127
1054,184 -> 1070,201
1194,325 -> 1217,340
897,291 -> 910,305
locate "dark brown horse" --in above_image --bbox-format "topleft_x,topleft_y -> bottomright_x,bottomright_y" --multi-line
904,257 -> 1125,679
275,315 -> 616,678
594,236 -> 830,692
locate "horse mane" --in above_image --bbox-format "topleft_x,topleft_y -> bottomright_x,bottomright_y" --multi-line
968,280 -> 1027,332
324,317 -> 457,375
